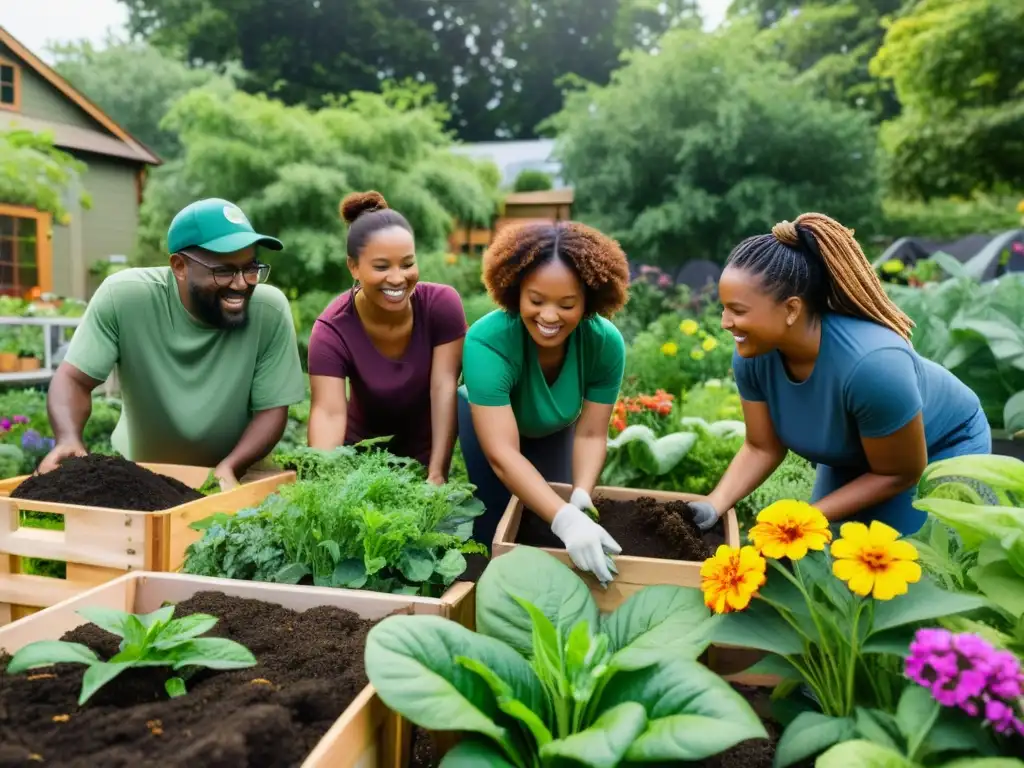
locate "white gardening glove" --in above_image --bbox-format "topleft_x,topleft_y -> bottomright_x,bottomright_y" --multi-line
570,487 -> 599,519
551,504 -> 621,585
691,500 -> 720,532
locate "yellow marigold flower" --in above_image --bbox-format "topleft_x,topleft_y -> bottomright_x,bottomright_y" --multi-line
702,336 -> 718,352
700,545 -> 767,614
679,319 -> 699,336
881,259 -> 904,275
749,500 -> 832,561
690,349 -> 705,361
831,521 -> 922,600
661,341 -> 678,357
1017,199 -> 1024,214
445,253 -> 458,265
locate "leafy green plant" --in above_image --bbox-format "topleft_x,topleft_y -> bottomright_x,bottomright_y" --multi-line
815,687 -> 1007,767
365,545 -> 766,767
185,447 -> 487,597
736,451 -> 817,529
912,454 -> 1024,647
6,605 -> 256,705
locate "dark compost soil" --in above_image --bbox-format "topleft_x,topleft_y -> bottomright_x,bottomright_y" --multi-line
11,454 -> 204,511
514,495 -> 725,561
0,591 -> 378,768
409,684 -> 780,768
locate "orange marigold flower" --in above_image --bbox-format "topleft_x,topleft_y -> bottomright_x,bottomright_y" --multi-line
749,500 -> 832,561
700,545 -> 767,614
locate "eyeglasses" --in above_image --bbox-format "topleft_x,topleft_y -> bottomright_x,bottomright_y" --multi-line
177,251 -> 271,287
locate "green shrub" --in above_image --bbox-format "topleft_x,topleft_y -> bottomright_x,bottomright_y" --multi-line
881,195 -> 1020,240
415,252 -> 485,298
462,293 -> 497,328
736,452 -> 817,530
511,169 -> 553,192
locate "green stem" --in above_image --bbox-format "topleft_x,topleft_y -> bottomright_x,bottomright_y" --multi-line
789,561 -> 847,714
845,603 -> 864,715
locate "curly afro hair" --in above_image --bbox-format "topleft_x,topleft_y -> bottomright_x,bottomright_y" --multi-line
338,190 -> 412,260
482,220 -> 630,318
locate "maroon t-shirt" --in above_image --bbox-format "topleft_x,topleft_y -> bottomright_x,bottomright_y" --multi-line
307,282 -> 467,465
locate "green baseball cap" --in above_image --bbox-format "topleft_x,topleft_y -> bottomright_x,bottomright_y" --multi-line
167,198 -> 283,254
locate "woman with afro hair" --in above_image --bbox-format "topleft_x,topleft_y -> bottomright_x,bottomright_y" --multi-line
459,220 -> 631,585
307,191 -> 466,482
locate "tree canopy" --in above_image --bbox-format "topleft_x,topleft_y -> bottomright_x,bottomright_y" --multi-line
136,81 -> 501,293
115,0 -> 701,140
549,22 -> 882,266
0,130 -> 92,221
870,0 -> 1024,199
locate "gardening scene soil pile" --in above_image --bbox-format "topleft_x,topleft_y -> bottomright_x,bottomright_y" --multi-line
515,495 -> 726,560
10,455 -> 204,511
0,590 -> 378,768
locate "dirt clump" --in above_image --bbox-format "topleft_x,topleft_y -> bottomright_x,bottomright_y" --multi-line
11,454 -> 204,510
516,495 -> 724,561
0,590 -> 377,768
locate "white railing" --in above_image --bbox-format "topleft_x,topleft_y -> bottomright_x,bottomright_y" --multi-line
0,316 -> 81,386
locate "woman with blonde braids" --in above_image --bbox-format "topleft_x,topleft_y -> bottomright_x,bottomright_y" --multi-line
691,212 -> 989,536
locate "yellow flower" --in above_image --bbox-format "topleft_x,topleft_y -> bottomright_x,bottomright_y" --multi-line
749,500 -> 832,561
702,336 -> 718,352
700,545 -> 767,614
661,342 -> 678,356
679,319 -> 699,336
690,349 -> 705,361
445,253 -> 458,265
1017,199 -> 1024,214
881,259 -> 904,275
831,521 -> 922,600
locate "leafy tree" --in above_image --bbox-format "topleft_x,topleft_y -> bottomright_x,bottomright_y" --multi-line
547,22 -> 882,267
0,130 -> 92,221
48,38 -> 233,161
870,0 -> 1024,199
730,1 -> 903,121
116,0 -> 701,140
136,81 -> 501,293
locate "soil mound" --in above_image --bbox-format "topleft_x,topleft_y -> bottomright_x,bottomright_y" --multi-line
11,454 -> 204,511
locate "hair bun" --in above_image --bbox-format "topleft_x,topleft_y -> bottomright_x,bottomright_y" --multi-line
340,191 -> 389,224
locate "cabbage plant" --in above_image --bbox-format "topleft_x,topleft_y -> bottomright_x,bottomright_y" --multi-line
365,546 -> 766,766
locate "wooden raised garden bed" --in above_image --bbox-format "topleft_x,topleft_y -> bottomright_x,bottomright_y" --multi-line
0,462 -> 295,624
493,483 -> 740,612
0,571 -> 461,767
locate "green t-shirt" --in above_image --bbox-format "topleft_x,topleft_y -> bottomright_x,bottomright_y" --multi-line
63,267 -> 306,466
461,310 -> 626,438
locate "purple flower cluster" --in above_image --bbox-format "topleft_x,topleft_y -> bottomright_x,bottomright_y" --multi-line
0,415 -> 29,432
21,430 -> 54,453
906,628 -> 1024,736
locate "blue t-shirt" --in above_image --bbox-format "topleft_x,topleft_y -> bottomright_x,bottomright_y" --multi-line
733,313 -> 982,470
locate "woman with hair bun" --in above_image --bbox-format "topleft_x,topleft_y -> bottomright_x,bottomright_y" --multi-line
307,190 -> 467,483
691,212 -> 989,537
459,220 -> 631,585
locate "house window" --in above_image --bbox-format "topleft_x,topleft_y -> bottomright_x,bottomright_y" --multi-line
0,215 -> 40,298
0,58 -> 19,110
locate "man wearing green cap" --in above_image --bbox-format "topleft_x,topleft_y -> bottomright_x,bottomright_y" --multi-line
39,199 -> 306,488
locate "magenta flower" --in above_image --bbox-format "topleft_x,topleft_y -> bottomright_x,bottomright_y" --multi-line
0,419 -> 10,432
658,274 -> 672,288
905,628 -> 1024,736
12,415 -> 28,425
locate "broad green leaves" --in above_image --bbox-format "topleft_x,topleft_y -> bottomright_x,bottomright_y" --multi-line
605,425 -> 698,476
775,711 -> 856,768
5,605 -> 255,705
366,546 -> 760,767
477,547 -> 598,657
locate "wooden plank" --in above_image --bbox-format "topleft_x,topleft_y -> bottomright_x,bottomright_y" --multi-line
66,563 -> 128,588
438,581 -> 476,631
163,471 -> 296,571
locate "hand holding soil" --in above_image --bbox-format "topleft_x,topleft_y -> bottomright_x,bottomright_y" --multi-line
36,440 -> 88,475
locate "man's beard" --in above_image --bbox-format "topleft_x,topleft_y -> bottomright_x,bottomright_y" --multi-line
188,281 -> 254,329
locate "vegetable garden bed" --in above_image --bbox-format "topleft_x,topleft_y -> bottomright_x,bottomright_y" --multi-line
0,571 -> 454,767
0,457 -> 294,625
493,483 -> 740,611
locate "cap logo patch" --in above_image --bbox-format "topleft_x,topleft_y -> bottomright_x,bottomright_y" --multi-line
223,205 -> 247,225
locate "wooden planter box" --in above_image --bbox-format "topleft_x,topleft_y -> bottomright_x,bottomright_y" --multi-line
0,571 -> 462,768
493,483 -> 741,612
0,464 -> 295,624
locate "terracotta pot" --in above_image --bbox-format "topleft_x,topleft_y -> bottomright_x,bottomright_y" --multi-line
17,357 -> 40,371
0,353 -> 18,372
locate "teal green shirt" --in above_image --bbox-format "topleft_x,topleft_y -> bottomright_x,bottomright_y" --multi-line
461,310 -> 626,438
63,267 -> 306,466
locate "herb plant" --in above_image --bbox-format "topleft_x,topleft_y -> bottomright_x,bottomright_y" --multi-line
366,545 -> 766,766
184,446 -> 487,597
6,605 -> 256,705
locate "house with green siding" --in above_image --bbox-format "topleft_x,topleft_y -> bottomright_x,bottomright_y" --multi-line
0,26 -> 160,300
